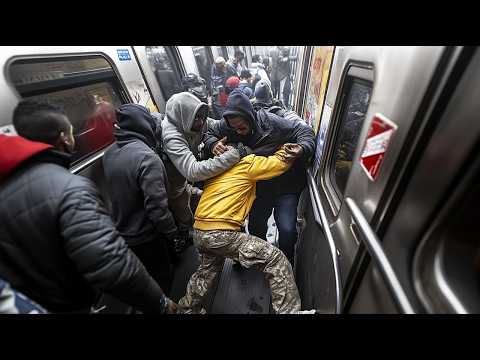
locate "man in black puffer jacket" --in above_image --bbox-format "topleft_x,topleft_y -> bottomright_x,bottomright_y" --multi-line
204,91 -> 315,266
0,100 -> 177,313
103,104 -> 178,295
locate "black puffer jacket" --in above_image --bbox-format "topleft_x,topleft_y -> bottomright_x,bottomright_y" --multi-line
204,91 -> 315,195
0,135 -> 166,313
103,104 -> 177,246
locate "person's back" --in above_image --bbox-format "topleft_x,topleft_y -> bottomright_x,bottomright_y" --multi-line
0,100 -> 178,314
103,104 -> 178,293
194,148 -> 290,231
103,104 -> 177,247
0,135 -> 96,311
104,138 -> 155,244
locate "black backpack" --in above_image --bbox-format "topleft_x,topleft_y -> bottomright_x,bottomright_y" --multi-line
253,100 -> 287,118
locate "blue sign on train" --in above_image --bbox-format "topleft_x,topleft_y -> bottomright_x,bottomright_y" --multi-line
117,49 -> 131,61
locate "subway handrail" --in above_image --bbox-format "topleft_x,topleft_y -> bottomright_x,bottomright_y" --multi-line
345,197 -> 415,314
307,169 -> 343,314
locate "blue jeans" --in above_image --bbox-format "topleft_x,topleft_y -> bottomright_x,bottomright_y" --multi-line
248,193 -> 300,265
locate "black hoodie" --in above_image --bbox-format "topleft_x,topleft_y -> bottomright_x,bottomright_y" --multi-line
204,91 -> 316,195
103,104 -> 178,246
0,135 -> 166,313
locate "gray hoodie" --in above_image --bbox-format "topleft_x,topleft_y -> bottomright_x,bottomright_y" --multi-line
161,92 -> 240,195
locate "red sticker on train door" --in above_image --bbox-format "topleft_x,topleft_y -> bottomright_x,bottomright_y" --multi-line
360,114 -> 398,181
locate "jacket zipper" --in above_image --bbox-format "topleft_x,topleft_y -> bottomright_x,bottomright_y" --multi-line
252,130 -> 271,148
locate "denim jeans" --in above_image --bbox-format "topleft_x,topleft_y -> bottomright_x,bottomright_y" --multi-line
248,193 -> 300,266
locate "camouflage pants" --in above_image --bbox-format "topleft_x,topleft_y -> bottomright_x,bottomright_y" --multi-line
178,229 -> 301,314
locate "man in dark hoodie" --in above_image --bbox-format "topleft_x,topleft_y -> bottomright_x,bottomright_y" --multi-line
204,91 -> 315,266
0,100 -> 178,313
103,104 -> 178,295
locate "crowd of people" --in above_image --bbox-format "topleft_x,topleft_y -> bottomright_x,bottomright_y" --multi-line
0,46 -> 317,314
206,47 -> 296,119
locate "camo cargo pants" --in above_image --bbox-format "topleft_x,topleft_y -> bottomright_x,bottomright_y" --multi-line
178,229 -> 301,314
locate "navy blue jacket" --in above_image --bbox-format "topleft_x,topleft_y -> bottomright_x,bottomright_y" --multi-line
204,91 -> 315,195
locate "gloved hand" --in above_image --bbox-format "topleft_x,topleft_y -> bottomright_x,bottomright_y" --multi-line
186,183 -> 203,198
237,142 -> 252,158
161,295 -> 180,314
173,229 -> 191,254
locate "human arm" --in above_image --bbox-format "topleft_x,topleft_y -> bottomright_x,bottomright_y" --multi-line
138,152 -> 178,240
247,148 -> 293,181
164,134 -> 240,183
203,118 -> 237,157
283,116 -> 316,161
59,179 -> 172,313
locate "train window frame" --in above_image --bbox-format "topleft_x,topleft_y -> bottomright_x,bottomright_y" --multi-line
5,52 -> 131,169
192,46 -> 214,94
320,62 -> 374,215
144,46 -> 185,102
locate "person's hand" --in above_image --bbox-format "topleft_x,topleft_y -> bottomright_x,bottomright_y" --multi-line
212,136 -> 228,156
237,143 -> 252,158
283,143 -> 304,161
173,229 -> 191,254
166,298 -> 180,314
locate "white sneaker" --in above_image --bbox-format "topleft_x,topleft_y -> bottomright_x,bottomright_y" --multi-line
295,309 -> 317,314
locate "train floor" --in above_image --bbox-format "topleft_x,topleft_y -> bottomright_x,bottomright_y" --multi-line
170,213 -> 278,314
169,244 -> 272,314
95,214 -> 279,314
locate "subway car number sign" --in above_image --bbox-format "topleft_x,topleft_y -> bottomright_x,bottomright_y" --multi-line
360,113 -> 397,181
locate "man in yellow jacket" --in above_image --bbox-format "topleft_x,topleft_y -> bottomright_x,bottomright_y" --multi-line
178,143 -> 315,314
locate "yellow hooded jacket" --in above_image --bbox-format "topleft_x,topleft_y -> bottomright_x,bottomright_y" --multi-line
194,149 -> 292,231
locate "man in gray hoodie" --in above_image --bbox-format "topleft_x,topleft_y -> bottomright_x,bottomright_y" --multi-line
160,92 -> 249,249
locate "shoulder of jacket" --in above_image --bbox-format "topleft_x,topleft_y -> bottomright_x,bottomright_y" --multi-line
33,162 -> 79,186
115,140 -> 154,159
136,152 -> 166,183
61,172 -> 98,199
162,123 -> 187,144
260,108 -> 285,123
206,117 -> 218,128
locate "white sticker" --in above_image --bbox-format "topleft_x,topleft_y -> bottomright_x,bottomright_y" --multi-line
361,129 -> 395,158
0,124 -> 17,136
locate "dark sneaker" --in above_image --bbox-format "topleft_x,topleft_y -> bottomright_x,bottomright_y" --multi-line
295,309 -> 318,314
232,260 -> 244,271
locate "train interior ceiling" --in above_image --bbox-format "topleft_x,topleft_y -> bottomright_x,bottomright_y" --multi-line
0,46 -> 479,314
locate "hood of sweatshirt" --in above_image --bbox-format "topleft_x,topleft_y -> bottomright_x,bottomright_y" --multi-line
114,103 -> 157,149
0,134 -> 53,181
222,90 -> 257,131
165,92 -> 209,136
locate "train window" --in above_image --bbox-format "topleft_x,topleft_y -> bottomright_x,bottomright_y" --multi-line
192,46 -> 213,92
329,76 -> 372,197
145,46 -> 183,101
9,55 -> 127,165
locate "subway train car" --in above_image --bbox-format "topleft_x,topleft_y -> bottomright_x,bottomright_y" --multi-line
0,46 -> 478,314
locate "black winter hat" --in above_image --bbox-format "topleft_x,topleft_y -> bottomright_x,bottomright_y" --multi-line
222,91 -> 256,128
254,80 -> 273,104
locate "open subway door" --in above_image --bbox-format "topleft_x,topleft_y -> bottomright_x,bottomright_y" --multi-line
295,46 -> 455,313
